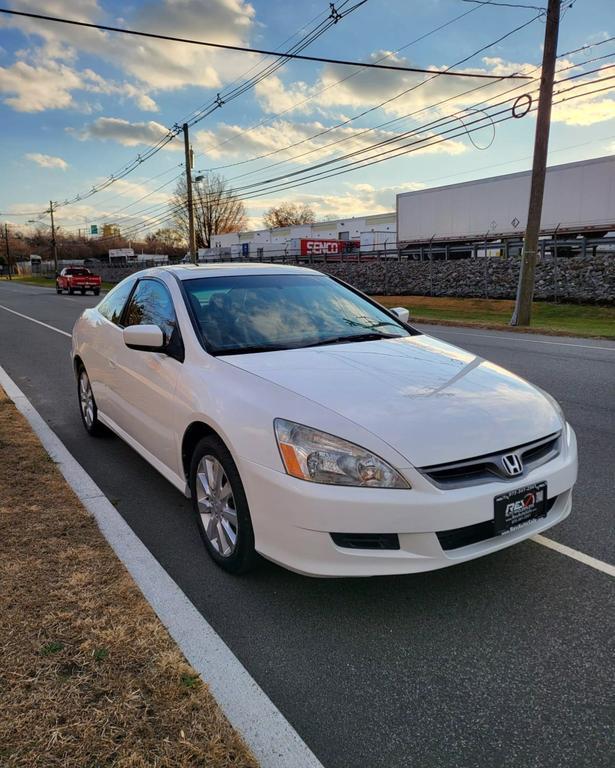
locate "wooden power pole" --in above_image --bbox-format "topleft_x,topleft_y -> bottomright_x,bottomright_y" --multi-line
510,0 -> 560,327
4,223 -> 11,280
183,123 -> 197,264
49,201 -> 59,275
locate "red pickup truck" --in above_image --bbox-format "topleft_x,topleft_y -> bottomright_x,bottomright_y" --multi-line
56,267 -> 102,296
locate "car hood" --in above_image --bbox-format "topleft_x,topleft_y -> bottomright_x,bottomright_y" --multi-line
222,335 -> 562,467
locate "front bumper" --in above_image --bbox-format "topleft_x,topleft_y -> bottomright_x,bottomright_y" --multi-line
238,424 -> 578,577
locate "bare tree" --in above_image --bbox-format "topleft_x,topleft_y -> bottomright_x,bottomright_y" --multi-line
263,202 -> 316,229
172,174 -> 247,249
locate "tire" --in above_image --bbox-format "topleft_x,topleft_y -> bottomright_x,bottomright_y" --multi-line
80,288 -> 85,295
77,365 -> 105,437
190,436 -> 258,574
93,289 -> 100,296
56,283 -> 62,294
68,287 -> 75,295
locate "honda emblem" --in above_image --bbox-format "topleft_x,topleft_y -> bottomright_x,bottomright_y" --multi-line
502,453 -> 523,477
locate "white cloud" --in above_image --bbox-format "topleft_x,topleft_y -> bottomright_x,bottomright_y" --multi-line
551,65 -> 615,126
0,59 -> 81,111
244,181 -> 425,224
254,54 -> 538,122
0,54 -> 159,113
194,118 -> 467,170
70,116 -> 180,147
25,152 -> 69,170
2,0 -> 258,96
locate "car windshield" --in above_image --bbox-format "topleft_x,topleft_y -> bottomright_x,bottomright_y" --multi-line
183,273 -> 415,355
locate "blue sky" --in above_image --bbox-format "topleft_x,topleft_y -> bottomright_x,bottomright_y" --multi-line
0,0 -> 613,235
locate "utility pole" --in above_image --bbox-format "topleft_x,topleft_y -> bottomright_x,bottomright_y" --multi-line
510,0 -> 560,326
183,123 -> 197,264
4,223 -> 11,280
49,200 -> 59,275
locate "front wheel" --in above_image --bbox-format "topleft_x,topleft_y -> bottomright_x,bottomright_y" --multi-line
77,366 -> 105,436
190,436 -> 257,574
56,282 -> 62,294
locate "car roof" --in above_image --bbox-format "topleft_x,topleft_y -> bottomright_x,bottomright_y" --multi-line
144,263 -> 321,281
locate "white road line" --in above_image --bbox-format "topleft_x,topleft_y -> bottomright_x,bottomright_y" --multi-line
532,534 -> 615,577
425,327 -> 615,352
0,364 -> 324,768
0,304 -> 71,338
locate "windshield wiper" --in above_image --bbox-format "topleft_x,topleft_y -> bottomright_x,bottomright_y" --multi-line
215,343 -> 292,356
301,332 -> 401,348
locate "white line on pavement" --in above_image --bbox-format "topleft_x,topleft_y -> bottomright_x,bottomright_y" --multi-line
0,304 -> 71,337
532,534 -> 615,577
425,327 -> 615,352
0,364 -> 324,768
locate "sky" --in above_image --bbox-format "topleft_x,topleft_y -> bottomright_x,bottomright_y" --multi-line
0,0 -> 613,237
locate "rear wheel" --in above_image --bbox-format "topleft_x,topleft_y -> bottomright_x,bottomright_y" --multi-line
93,289 -> 100,296
68,287 -> 75,295
77,366 -> 105,436
80,288 -> 85,295
190,436 -> 257,574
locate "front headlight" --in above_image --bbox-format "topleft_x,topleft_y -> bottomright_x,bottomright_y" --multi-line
274,419 -> 410,489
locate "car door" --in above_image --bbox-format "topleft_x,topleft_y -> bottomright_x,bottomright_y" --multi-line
85,276 -> 137,420
110,277 -> 182,475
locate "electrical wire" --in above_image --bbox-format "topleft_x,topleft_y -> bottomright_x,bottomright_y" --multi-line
200,12 -> 543,176
0,5 -> 533,79
86,72 -> 615,242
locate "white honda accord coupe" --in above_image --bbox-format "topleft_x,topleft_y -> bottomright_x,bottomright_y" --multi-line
71,264 -> 577,576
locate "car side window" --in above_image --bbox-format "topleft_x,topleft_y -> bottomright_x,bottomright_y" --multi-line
123,279 -> 178,344
97,277 -> 136,326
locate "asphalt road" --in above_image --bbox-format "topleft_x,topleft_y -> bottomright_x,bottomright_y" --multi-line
1,279 -> 613,768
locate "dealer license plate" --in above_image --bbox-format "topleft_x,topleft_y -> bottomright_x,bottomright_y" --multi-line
494,481 -> 548,535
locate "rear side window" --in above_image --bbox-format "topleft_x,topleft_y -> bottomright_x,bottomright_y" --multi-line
97,277 -> 136,326
123,279 -> 178,344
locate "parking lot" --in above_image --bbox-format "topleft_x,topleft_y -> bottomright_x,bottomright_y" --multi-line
0,279 -> 613,768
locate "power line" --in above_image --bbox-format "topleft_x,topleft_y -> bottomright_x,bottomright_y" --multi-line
204,1 -> 486,157
220,48 -> 615,185
20,2 -> 362,213
201,11 -> 543,176
0,6 -> 532,79
93,73 -> 614,242
55,60 -> 615,240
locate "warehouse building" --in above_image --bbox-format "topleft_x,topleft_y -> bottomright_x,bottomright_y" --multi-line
211,212 -> 396,258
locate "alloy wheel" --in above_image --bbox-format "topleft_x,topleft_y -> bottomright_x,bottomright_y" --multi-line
196,455 -> 238,557
79,371 -> 95,429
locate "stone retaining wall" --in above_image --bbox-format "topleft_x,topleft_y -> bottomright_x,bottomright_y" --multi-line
318,254 -> 614,304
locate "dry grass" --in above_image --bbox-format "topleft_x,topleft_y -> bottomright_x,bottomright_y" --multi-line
0,388 -> 258,768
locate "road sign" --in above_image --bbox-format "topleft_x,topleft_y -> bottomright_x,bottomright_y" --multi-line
90,224 -> 98,235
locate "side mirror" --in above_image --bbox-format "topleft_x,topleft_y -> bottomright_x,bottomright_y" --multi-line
390,307 -> 410,324
123,324 -> 164,351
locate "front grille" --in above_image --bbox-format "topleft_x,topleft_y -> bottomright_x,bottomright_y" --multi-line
420,432 -> 561,489
437,496 -> 558,551
330,532 -> 400,550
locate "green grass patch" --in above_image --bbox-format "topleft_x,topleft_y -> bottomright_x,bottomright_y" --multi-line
41,641 -> 64,656
374,296 -> 615,339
